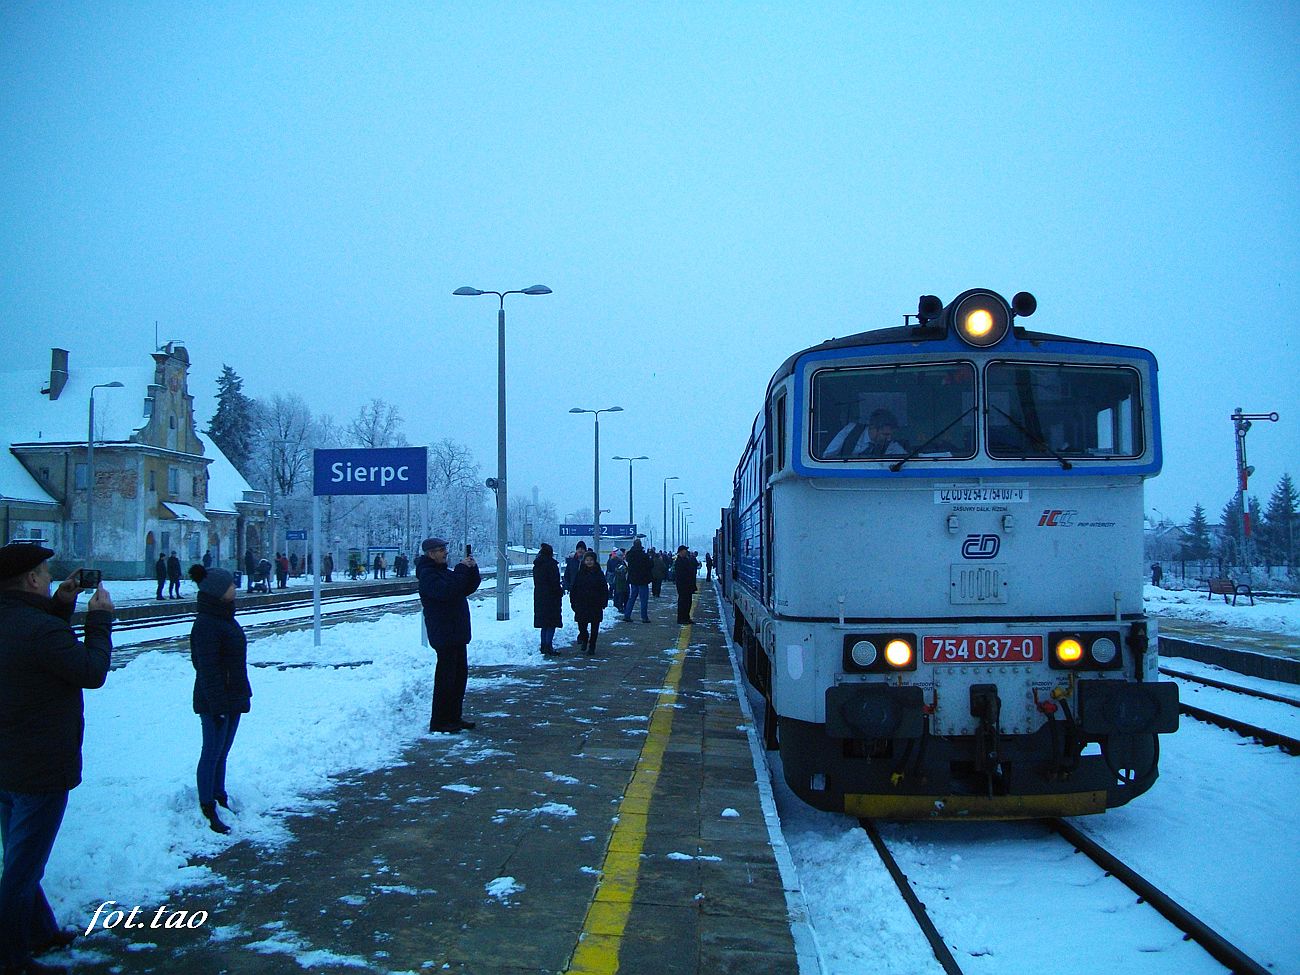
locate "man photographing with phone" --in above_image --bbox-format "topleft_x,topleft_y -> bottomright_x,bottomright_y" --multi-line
0,543 -> 114,974
416,537 -> 480,734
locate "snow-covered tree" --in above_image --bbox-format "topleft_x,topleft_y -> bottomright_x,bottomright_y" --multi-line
205,365 -> 257,476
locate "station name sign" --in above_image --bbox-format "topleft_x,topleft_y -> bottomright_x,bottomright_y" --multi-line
313,447 -> 427,496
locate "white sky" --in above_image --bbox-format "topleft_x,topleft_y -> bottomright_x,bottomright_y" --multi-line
3,2 -> 1298,542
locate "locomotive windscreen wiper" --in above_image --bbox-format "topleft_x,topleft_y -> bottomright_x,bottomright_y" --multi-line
889,406 -> 977,471
987,404 -> 1073,469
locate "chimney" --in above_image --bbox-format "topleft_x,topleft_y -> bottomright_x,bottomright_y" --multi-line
43,348 -> 69,400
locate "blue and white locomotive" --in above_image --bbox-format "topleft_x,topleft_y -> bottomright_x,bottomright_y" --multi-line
721,288 -> 1179,819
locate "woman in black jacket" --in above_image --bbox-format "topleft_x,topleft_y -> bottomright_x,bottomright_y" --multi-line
187,565 -> 251,834
532,543 -> 564,656
567,550 -> 610,656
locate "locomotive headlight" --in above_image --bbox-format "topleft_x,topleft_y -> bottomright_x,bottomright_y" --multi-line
884,639 -> 914,668
851,640 -> 879,667
1054,638 -> 1084,665
1090,637 -> 1118,665
953,292 -> 1010,348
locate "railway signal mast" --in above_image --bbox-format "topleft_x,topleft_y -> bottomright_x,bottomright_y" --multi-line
1230,408 -> 1280,570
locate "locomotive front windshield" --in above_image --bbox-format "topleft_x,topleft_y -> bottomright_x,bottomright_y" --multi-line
986,362 -> 1143,460
811,362 -> 977,461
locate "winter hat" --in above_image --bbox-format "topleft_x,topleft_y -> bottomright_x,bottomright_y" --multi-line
421,537 -> 449,553
0,542 -> 54,581
189,564 -> 234,597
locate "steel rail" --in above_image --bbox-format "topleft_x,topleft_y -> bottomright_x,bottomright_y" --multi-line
1161,665 -> 1300,707
859,818 -> 964,975
1047,818 -> 1270,975
1179,703 -> 1300,755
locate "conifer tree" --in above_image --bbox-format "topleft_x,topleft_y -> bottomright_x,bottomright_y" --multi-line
1263,473 -> 1297,569
1181,503 -> 1212,562
206,365 -> 257,477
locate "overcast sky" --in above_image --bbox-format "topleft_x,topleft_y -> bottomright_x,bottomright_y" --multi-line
3,1 -> 1298,547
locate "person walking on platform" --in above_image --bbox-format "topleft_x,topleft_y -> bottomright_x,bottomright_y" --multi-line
155,553 -> 168,600
0,543 -> 114,975
417,537 -> 481,733
186,565 -> 250,836
563,541 -> 587,591
532,543 -> 563,657
673,545 -> 698,624
569,550 -> 609,656
322,552 -> 333,583
705,552 -> 713,580
167,551 -> 182,599
623,538 -> 652,622
604,549 -> 626,612
650,548 -> 667,598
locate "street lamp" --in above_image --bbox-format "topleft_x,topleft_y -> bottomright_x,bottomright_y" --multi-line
662,476 -> 679,551
670,491 -> 684,548
86,381 -> 124,570
454,283 -> 552,620
680,502 -> 691,551
569,407 -> 623,560
611,455 -> 648,525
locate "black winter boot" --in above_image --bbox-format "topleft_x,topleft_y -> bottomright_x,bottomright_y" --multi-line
200,802 -> 231,835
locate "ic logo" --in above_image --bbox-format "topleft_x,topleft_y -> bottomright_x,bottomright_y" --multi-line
1038,509 -> 1077,527
961,534 -> 1000,559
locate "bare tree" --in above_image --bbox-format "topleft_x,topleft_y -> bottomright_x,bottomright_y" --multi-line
347,399 -> 407,449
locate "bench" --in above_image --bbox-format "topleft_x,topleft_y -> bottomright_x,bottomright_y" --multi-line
1207,578 -> 1255,606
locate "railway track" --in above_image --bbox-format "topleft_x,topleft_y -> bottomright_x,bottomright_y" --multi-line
861,816 -> 1270,975
1161,665 -> 1300,755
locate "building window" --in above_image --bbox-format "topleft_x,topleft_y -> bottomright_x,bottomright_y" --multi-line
148,469 -> 156,492
143,398 -> 153,419
75,463 -> 88,490
72,521 -> 87,557
169,415 -> 176,430
167,467 -> 180,495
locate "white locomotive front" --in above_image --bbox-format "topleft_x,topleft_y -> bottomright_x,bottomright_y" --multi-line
727,289 -> 1179,818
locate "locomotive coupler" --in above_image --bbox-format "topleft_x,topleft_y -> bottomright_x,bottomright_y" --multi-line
969,684 -> 1003,795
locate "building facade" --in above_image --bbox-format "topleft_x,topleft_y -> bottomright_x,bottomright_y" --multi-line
1,343 -> 269,578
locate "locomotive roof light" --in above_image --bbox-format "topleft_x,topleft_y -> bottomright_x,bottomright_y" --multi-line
952,290 -> 1011,348
1090,637 -> 1118,665
851,640 -> 879,668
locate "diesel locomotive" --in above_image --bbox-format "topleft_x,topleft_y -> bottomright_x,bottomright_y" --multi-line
720,288 -> 1179,819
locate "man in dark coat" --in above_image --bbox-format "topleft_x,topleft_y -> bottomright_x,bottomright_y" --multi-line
532,543 -> 563,656
650,549 -> 668,597
322,552 -> 334,583
622,539 -> 652,622
673,545 -> 699,624
155,553 -> 168,600
568,550 -> 610,656
563,541 -> 587,591
0,543 -> 113,972
167,551 -> 182,599
416,537 -> 481,733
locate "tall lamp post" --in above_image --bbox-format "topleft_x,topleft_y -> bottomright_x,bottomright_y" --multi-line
662,476 -> 679,551
569,407 -> 623,560
680,502 -> 691,551
454,284 -> 552,620
670,491 -> 684,548
86,381 -> 124,570
612,455 -> 648,527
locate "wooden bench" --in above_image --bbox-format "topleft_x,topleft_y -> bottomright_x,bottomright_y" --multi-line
1207,578 -> 1255,606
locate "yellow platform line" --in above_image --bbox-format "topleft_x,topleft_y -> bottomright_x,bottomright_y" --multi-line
565,598 -> 696,975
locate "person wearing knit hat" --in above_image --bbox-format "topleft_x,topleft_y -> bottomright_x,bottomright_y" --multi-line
0,543 -> 115,970
416,537 -> 480,733
186,564 -> 251,835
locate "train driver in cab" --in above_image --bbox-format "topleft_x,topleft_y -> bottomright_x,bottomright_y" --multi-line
826,407 -> 906,459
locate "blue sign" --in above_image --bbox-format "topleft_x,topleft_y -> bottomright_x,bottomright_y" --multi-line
285,530 -> 308,541
313,447 -> 427,497
560,523 -> 637,537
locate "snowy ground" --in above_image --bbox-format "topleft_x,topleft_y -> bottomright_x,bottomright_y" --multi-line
33,577 -> 1300,973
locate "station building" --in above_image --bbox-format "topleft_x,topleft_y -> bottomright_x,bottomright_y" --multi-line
0,342 -> 269,578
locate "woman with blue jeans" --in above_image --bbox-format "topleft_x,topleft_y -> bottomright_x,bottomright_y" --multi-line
187,565 -> 251,834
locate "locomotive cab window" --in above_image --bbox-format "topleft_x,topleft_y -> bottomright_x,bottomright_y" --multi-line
985,363 -> 1143,460
810,362 -> 977,462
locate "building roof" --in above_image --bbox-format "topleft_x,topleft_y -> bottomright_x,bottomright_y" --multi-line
1,349 -> 257,515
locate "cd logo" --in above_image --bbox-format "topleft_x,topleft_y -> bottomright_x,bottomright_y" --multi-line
961,534 -> 1000,559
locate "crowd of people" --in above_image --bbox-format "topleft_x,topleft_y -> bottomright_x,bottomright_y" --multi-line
0,533 -> 711,972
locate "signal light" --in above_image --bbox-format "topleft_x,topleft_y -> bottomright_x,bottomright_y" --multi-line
885,639 -> 914,668
851,640 -> 878,668
1054,638 -> 1084,665
951,290 -> 1010,348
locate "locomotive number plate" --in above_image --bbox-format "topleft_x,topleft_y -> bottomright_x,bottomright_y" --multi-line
923,635 -> 1043,663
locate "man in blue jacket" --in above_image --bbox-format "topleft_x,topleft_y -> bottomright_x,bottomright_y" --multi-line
416,537 -> 481,734
0,543 -> 114,975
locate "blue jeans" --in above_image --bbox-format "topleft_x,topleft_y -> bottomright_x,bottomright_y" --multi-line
0,789 -> 68,966
540,626 -> 556,650
197,713 -> 241,806
624,584 -> 650,621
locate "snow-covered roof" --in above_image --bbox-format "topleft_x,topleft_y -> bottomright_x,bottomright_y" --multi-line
0,449 -> 57,505
195,431 -> 258,515
0,364 -> 157,446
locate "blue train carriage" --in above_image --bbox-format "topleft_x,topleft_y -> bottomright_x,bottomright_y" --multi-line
728,288 -> 1179,819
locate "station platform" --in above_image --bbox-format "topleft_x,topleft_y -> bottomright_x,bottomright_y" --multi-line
1159,616 -> 1300,684
71,585 -> 805,975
